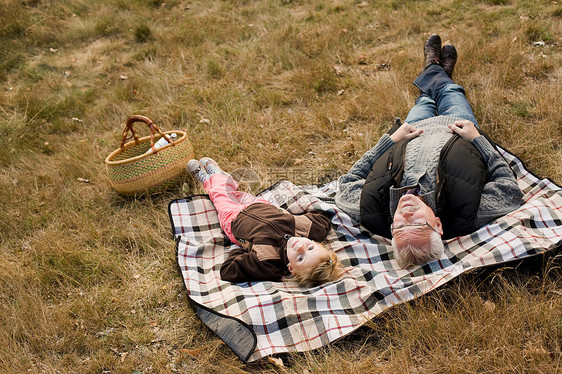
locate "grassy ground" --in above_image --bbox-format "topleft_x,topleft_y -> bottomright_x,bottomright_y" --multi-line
1,0 -> 561,372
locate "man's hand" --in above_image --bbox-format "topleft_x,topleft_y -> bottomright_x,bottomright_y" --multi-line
448,120 -> 480,141
390,122 -> 423,143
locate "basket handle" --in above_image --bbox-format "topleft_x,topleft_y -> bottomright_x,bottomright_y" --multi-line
120,115 -> 174,153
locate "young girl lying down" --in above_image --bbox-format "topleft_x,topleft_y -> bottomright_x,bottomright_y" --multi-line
187,157 -> 344,287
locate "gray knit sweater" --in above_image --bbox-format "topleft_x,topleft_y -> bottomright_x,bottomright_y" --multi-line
335,115 -> 523,230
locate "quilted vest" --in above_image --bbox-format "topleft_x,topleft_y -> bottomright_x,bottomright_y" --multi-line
359,119 -> 490,239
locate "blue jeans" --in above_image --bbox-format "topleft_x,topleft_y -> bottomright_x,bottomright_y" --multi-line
404,64 -> 479,127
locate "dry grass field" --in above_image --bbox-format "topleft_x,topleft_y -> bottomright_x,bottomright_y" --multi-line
1,0 -> 561,372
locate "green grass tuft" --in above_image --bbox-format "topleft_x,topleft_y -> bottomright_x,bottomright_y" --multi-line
134,23 -> 152,43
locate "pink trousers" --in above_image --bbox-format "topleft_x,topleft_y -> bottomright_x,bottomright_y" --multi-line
203,174 -> 270,245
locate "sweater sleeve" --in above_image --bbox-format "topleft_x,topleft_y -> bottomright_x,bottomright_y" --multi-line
471,135 -> 523,227
220,247 -> 285,283
335,134 -> 395,221
340,134 -> 395,182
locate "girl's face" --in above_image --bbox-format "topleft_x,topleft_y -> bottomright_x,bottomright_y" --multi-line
286,237 -> 329,275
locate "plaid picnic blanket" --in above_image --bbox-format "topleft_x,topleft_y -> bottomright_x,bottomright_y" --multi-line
168,148 -> 562,362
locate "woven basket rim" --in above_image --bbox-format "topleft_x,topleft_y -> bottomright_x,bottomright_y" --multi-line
104,130 -> 188,166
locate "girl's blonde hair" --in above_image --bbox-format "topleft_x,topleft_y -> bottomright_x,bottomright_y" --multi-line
290,250 -> 344,287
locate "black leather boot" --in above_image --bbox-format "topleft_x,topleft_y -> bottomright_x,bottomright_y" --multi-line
423,34 -> 442,69
441,43 -> 457,78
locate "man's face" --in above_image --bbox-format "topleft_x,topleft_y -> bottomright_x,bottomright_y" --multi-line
392,194 -> 443,247
286,237 -> 329,276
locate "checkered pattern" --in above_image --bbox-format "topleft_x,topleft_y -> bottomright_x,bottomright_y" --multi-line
169,147 -> 562,362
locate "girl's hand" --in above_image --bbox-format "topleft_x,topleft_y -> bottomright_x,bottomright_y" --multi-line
390,122 -> 423,143
448,120 -> 480,141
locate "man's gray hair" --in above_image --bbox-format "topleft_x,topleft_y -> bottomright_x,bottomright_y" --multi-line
391,230 -> 445,268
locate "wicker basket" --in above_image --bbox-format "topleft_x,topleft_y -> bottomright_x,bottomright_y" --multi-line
105,115 -> 194,195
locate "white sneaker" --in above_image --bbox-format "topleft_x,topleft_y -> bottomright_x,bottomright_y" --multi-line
187,159 -> 210,183
200,157 -> 230,177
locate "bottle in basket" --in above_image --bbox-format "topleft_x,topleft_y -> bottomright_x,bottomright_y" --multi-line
154,133 -> 178,150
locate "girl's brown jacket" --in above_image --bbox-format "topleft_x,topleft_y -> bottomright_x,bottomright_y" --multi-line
220,203 -> 332,283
